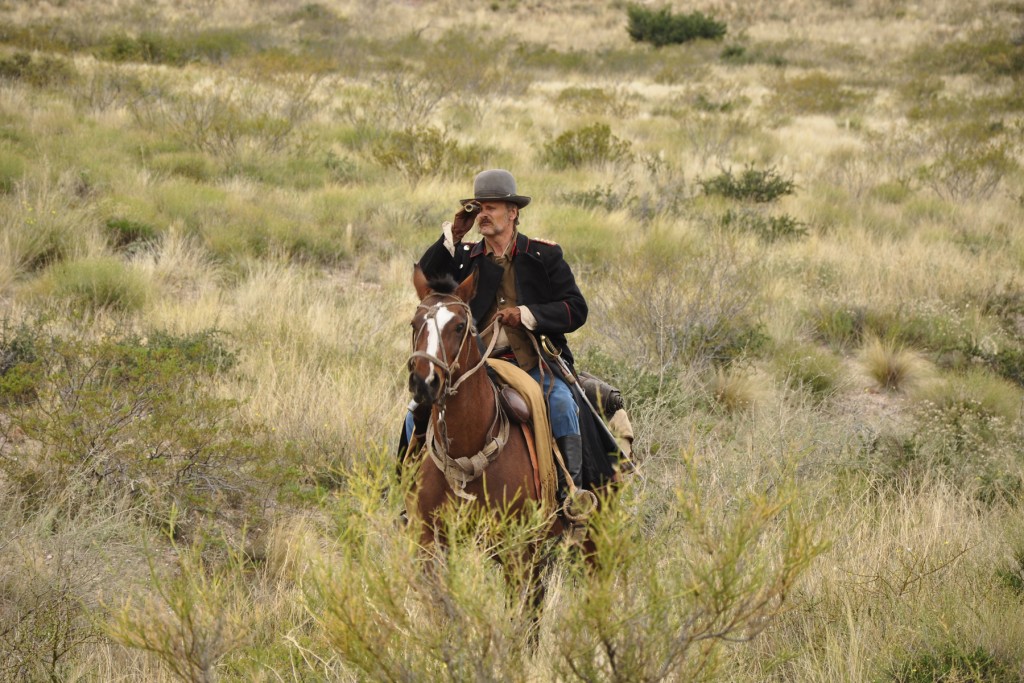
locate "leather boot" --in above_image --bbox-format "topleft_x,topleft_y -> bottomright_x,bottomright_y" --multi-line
556,434 -> 584,492
398,400 -> 431,464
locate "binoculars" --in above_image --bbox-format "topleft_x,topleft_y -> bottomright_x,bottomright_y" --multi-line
462,202 -> 481,213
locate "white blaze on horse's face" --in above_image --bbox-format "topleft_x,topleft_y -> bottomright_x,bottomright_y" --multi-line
425,305 -> 457,366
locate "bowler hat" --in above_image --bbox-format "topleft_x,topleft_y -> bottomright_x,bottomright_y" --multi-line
461,169 -> 531,208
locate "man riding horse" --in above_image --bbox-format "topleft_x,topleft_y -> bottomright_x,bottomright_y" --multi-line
402,169 -> 631,507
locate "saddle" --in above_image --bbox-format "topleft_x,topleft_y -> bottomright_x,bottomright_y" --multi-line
498,385 -> 530,423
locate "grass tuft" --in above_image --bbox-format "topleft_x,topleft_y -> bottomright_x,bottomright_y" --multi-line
860,336 -> 929,393
49,257 -> 149,312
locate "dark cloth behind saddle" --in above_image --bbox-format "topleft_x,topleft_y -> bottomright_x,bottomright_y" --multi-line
578,371 -> 624,418
576,385 -> 620,489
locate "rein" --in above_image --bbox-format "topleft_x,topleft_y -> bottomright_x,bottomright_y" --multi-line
409,296 -> 505,500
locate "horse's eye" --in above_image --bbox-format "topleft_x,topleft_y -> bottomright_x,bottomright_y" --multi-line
455,323 -> 466,334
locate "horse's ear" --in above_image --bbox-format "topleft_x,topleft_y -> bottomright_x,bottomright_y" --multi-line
413,264 -> 431,301
455,267 -> 478,304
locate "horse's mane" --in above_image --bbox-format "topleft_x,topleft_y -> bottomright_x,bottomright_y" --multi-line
426,274 -> 459,295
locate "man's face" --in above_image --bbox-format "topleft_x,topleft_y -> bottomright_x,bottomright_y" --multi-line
476,201 -> 517,238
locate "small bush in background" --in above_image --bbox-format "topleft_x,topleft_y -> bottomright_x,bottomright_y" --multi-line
559,183 -> 634,212
769,71 -> 867,115
625,5 -> 726,47
0,52 -> 77,87
96,27 -> 259,66
103,217 -> 159,252
720,42 -> 788,67
720,208 -> 808,243
855,368 -> 1024,502
540,123 -> 633,170
552,85 -> 637,118
699,164 -> 795,202
592,241 -> 767,371
808,302 -> 867,351
370,125 -> 486,183
50,257 -> 149,312
775,343 -> 845,400
915,120 -> 1017,202
0,318 -> 42,405
889,643 -> 1016,682
0,150 -> 26,193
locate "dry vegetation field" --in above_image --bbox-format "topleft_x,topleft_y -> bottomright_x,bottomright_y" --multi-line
2,0 -> 1024,680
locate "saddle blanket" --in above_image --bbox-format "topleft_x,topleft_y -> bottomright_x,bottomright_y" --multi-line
485,358 -> 558,512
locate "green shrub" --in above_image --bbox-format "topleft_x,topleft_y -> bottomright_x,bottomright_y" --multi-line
370,125 -> 486,183
996,540 -> 1024,596
559,183 -> 633,212
775,343 -> 844,400
0,319 -> 42,405
97,28 -> 258,66
133,75 -> 322,156
1,330 -> 258,531
720,208 -> 808,243
869,180 -> 913,204
50,257 -> 149,312
889,644 -> 1016,683
552,86 -> 635,117
625,5 -> 727,47
720,42 -> 788,67
807,302 -> 866,351
626,154 -> 689,222
149,151 -> 217,181
857,413 -> 1023,505
0,20 -> 89,54
0,52 -> 76,87
593,241 -> 767,369
863,369 -> 1024,503
103,217 -> 159,252
0,149 -> 25,193
699,165 -> 795,202
106,540 -> 250,682
916,122 -> 1017,201
550,464 -> 825,681
769,71 -> 866,115
906,31 -> 1024,79
540,123 -> 633,170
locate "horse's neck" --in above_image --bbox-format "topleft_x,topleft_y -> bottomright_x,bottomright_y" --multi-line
433,356 -> 498,456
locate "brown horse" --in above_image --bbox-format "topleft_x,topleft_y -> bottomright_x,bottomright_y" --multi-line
406,264 -> 569,548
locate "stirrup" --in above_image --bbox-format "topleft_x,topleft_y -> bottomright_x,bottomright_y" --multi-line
562,488 -> 598,524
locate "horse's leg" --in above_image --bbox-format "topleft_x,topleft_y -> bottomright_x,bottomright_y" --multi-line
524,542 -> 550,650
411,464 -> 451,551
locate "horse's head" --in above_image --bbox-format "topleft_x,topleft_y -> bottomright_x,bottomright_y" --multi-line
407,265 -> 479,406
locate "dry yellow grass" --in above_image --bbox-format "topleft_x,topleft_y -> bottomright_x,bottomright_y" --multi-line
1,0 -> 1023,679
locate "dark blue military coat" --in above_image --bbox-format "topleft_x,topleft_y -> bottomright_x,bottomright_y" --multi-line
418,231 -> 587,368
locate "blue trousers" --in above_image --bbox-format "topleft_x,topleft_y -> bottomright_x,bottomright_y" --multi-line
403,364 -> 580,441
527,365 -> 580,439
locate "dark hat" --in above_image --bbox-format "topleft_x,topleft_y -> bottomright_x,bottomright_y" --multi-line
461,169 -> 531,208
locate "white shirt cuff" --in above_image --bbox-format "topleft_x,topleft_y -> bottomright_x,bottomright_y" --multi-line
520,306 -> 537,330
442,221 -> 456,256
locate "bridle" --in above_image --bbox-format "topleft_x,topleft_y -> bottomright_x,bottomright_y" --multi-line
408,294 -> 506,500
